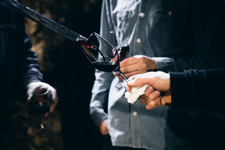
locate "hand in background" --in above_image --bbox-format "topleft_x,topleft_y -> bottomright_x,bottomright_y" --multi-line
27,82 -> 58,116
98,119 -> 109,135
126,71 -> 171,110
114,55 -> 157,79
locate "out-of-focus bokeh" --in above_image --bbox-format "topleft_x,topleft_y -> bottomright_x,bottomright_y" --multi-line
8,0 -> 102,150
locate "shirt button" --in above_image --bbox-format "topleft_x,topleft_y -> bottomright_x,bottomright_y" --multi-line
133,111 -> 138,116
139,13 -> 145,18
168,11 -> 172,16
136,38 -> 141,43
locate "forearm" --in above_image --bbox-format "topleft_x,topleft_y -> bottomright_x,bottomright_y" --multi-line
16,16 -> 43,88
154,54 -> 225,74
21,31 -> 43,87
173,55 -> 225,71
170,68 -> 225,111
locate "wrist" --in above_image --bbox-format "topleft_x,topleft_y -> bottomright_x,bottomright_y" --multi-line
146,57 -> 157,71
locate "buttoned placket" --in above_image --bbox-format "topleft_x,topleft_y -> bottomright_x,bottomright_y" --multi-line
130,2 -> 145,147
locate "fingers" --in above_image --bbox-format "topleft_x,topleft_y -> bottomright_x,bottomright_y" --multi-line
98,120 -> 109,135
119,57 -> 148,79
161,92 -> 172,105
100,126 -> 109,135
50,97 -> 58,113
141,89 -> 160,105
113,72 -> 124,80
140,90 -> 161,110
120,64 -> 148,79
120,55 -> 156,74
126,71 -> 171,93
127,77 -> 151,88
27,84 -> 36,102
44,97 -> 58,117
126,85 -> 132,92
48,88 -> 58,114
27,94 -> 32,102
119,57 -> 137,68
140,86 -> 154,104
145,97 -> 161,110
44,112 -> 49,117
126,76 -> 151,92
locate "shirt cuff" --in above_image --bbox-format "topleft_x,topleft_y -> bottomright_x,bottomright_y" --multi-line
90,107 -> 108,126
152,57 -> 178,72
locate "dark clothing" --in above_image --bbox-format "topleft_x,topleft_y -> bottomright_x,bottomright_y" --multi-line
56,1 -> 103,149
170,68 -> 225,149
0,4 -> 43,149
170,68 -> 225,110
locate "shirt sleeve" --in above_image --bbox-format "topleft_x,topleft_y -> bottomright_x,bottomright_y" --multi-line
90,70 -> 114,125
16,15 -> 43,88
89,0 -> 116,125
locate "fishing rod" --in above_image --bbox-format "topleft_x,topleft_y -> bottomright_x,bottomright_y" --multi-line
0,0 -> 88,43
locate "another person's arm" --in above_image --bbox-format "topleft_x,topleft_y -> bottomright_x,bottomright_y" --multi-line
126,68 -> 225,111
17,15 -> 58,116
89,0 -> 116,135
90,70 -> 114,135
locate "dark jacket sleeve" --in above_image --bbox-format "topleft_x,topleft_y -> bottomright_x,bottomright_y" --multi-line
16,15 -> 43,88
170,68 -> 225,112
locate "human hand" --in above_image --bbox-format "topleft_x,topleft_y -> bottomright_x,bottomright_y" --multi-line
27,82 -> 58,117
97,119 -> 109,135
126,71 -> 171,110
140,86 -> 171,110
114,55 -> 157,79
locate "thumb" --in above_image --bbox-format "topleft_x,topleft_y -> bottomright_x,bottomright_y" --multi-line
27,87 -> 34,102
127,77 -> 152,87
27,94 -> 32,102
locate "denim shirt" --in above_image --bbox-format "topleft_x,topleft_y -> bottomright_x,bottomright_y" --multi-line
90,0 -> 225,149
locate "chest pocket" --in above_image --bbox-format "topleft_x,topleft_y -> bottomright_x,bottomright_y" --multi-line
112,3 -> 139,46
0,24 -> 16,64
149,7 -> 193,56
113,11 -> 130,45
114,11 -> 130,30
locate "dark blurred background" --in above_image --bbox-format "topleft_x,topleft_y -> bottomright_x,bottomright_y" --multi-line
8,0 -> 103,150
